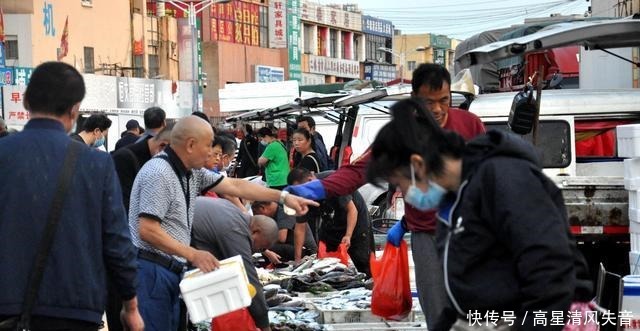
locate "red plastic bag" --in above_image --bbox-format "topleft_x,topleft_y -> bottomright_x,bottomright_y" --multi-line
370,240 -> 412,321
317,241 -> 350,266
210,308 -> 258,331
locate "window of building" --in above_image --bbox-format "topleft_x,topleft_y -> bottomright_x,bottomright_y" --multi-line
364,35 -> 393,63
148,54 -> 159,78
259,5 -> 268,48
303,24 -> 313,54
133,55 -> 144,78
84,47 -> 94,73
5,36 -> 18,60
329,29 -> 338,58
407,61 -> 417,71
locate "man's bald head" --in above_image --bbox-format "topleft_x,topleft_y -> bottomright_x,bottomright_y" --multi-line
172,116 -> 213,146
170,116 -> 214,169
249,214 -> 278,250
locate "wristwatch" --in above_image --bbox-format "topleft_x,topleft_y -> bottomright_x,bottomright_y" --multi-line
279,190 -> 290,205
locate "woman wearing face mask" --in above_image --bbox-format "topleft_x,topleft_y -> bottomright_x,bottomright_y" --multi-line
292,128 -> 320,174
367,98 -> 592,331
257,127 -> 290,190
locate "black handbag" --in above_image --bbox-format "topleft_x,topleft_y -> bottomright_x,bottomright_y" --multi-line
0,141 -> 81,331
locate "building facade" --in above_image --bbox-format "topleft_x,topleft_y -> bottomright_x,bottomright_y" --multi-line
298,1 -> 364,86
393,32 -> 456,81
361,15 -> 395,84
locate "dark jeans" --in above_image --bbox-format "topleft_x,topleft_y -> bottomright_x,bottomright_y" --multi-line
137,259 -> 182,331
0,316 -> 99,331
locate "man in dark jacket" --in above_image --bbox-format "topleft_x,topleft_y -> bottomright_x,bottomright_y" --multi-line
115,119 -> 142,150
0,62 -> 143,330
192,198 -> 278,331
235,124 -> 261,178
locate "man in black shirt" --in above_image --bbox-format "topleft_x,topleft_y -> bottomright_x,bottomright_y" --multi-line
112,123 -> 173,214
288,168 -> 371,276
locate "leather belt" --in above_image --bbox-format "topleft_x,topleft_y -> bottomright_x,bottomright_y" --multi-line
138,249 -> 185,275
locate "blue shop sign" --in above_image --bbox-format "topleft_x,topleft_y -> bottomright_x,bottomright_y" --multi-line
13,67 -> 34,86
363,63 -> 396,83
362,15 -> 393,38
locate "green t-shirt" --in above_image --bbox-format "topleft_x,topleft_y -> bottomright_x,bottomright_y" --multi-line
261,141 -> 289,187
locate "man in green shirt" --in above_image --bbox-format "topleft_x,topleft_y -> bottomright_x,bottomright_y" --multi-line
257,127 -> 289,189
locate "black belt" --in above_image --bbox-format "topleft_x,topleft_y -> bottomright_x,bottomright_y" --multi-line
138,250 -> 185,275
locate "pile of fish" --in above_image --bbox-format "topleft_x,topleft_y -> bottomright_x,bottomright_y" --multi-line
309,288 -> 373,311
268,310 -> 323,331
260,257 -> 369,294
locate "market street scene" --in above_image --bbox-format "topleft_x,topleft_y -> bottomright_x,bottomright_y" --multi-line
0,0 -> 640,330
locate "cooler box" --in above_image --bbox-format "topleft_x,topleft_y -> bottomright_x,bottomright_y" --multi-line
622,275 -> 640,328
180,255 -> 251,323
618,124 -> 640,158
625,159 -> 640,190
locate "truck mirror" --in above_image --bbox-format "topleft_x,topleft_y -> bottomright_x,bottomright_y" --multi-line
548,72 -> 564,89
508,85 -> 537,135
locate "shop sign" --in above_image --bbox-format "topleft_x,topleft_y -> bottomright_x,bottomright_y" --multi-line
301,0 -> 361,31
269,0 -> 287,48
308,55 -> 360,78
287,0 -> 302,81
363,63 -> 396,83
362,15 -> 393,38
2,85 -> 29,127
255,65 -> 285,82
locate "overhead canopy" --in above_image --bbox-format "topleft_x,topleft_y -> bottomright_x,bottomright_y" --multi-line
458,16 -> 640,67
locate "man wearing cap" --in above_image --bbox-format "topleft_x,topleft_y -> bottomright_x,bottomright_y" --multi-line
115,119 -> 142,150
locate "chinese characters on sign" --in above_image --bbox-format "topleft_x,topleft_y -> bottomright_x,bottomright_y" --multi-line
287,0 -> 302,81
2,85 -> 29,127
362,15 -> 393,38
13,67 -> 34,86
210,1 -> 260,46
42,1 -> 56,36
300,0 -> 362,31
255,65 -> 285,82
363,63 -> 395,83
308,55 -> 360,79
116,77 -> 158,109
465,310 -> 633,328
268,0 -> 287,48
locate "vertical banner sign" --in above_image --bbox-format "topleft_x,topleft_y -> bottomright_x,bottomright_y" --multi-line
197,18 -> 203,111
3,85 -> 29,127
177,18 -> 193,81
269,0 -> 286,48
287,0 -> 301,81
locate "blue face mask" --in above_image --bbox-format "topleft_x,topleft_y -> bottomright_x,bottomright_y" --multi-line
93,135 -> 105,148
404,164 -> 446,211
260,140 -> 268,146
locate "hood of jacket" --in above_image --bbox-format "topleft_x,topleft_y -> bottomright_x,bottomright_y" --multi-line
461,129 -> 541,180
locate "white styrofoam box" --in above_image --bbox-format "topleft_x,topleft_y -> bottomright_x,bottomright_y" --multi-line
621,275 -> 640,321
631,191 -> 640,210
625,159 -> 640,190
180,255 -> 251,323
631,221 -> 640,251
618,124 -> 640,158
632,208 -> 640,223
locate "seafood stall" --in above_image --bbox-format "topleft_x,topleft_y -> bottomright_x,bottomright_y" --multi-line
255,257 -> 427,331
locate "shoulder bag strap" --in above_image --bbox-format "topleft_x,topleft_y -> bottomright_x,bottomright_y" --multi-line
17,140 -> 82,330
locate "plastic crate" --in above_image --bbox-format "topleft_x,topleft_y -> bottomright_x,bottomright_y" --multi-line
180,255 -> 251,323
324,322 -> 428,330
306,302 -> 415,324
